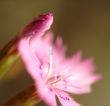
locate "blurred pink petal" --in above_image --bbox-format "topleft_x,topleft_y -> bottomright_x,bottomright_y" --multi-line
56,90 -> 81,106
35,75 -> 57,106
18,12 -> 53,80
18,13 -> 101,106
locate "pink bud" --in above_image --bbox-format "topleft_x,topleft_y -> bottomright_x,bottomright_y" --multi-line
19,12 -> 53,37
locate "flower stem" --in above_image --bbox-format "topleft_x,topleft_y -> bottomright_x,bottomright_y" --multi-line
0,36 -> 19,60
2,85 -> 41,106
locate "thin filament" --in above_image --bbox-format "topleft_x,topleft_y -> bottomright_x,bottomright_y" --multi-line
46,47 -> 53,78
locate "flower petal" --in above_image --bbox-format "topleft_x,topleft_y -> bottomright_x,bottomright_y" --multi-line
56,90 -> 81,106
54,36 -> 67,55
18,37 -> 41,80
53,56 -> 101,95
35,78 -> 57,106
18,13 -> 53,79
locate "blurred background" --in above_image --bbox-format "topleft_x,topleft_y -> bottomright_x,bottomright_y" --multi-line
0,0 -> 110,106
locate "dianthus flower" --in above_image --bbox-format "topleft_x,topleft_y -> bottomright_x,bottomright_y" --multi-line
18,13 -> 101,106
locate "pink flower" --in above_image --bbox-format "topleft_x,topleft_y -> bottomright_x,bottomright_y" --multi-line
18,30 -> 101,106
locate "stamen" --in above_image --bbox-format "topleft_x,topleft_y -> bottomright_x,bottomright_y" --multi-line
46,47 -> 53,78
52,81 -> 81,93
48,75 -> 61,85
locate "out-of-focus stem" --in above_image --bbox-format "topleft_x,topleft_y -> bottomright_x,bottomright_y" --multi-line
2,85 -> 40,106
0,36 -> 19,60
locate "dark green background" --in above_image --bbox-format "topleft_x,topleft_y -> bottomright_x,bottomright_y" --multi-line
0,0 -> 109,106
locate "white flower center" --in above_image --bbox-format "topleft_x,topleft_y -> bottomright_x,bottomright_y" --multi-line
45,47 -> 78,91
44,47 -> 63,86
